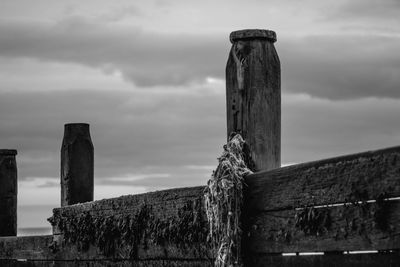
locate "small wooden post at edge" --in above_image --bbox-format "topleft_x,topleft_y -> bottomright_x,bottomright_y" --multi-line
0,149 -> 17,236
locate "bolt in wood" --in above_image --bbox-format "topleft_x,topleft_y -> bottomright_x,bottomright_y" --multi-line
0,149 -> 17,236
61,123 -> 94,206
226,29 -> 281,171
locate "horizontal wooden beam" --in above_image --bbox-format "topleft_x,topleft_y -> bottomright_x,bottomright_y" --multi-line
49,186 -> 212,261
245,145 -> 400,211
0,234 -> 213,266
0,259 -> 212,267
245,252 -> 400,267
243,145 -> 400,254
52,186 -> 205,219
0,235 -> 54,260
244,200 -> 400,253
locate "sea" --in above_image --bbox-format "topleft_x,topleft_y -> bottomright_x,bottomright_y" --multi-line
17,227 -> 52,236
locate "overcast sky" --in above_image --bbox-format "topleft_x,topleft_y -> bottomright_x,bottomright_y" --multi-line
1,0 -> 400,230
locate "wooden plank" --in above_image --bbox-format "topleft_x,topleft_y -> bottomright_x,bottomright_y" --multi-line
0,234 -> 213,263
52,186 -> 205,215
245,252 -> 400,267
243,200 -> 400,254
0,259 -> 213,267
0,236 -> 54,260
245,145 -> 400,211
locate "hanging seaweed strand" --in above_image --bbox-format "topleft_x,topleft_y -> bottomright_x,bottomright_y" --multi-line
204,133 -> 253,267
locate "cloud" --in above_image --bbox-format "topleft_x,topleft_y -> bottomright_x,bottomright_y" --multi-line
3,87 -> 400,188
282,93 -> 400,164
1,15 -> 400,100
0,16 -> 227,87
327,0 -> 400,23
279,34 -> 400,99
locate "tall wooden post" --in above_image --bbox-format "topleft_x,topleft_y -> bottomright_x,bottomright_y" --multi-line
226,29 -> 281,171
61,123 -> 94,207
0,149 -> 17,236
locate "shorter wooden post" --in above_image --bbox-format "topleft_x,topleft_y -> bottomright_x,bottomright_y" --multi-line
61,123 -> 94,207
0,149 -> 17,236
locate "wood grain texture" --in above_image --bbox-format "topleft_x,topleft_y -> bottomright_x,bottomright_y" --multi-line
226,29 -> 281,171
243,200 -> 400,253
245,145 -> 400,211
245,252 -> 400,267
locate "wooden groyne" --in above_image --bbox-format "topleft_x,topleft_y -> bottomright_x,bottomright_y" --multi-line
1,29 -> 400,266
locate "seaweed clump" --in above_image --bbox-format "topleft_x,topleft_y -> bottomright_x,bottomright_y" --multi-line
204,133 -> 253,267
48,199 -> 208,258
48,204 -> 152,257
295,207 -> 332,236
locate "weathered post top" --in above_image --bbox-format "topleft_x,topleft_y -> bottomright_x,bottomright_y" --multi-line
226,29 -> 281,172
0,149 -> 17,156
229,29 -> 277,43
0,149 -> 17,237
63,123 -> 91,137
61,123 -> 94,207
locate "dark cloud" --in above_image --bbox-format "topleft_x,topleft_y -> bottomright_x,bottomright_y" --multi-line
327,0 -> 400,23
279,35 -> 400,99
0,16 -> 227,87
282,95 -> 400,164
1,16 -> 400,99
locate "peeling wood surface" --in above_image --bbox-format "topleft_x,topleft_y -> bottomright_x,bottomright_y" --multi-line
244,200 -> 400,253
245,252 -> 400,267
245,145 -> 400,211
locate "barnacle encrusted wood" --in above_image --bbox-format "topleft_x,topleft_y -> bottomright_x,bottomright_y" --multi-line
204,133 -> 253,266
